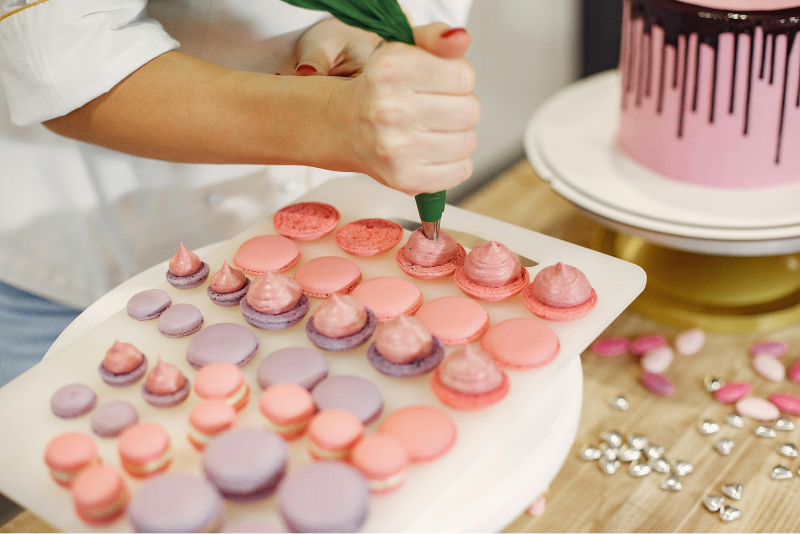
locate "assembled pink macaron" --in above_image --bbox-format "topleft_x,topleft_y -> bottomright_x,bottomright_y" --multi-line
99,340 -> 148,387
350,276 -> 423,322
414,296 -> 490,346
188,400 -> 237,451
44,432 -> 101,487
350,434 -> 409,494
335,218 -> 404,257
306,295 -> 377,352
378,405 -> 457,463
480,318 -> 560,369
194,362 -> 250,411
166,242 -> 210,289
395,228 -> 466,280
240,270 -> 310,330
431,344 -> 510,410
207,261 -> 250,307
306,409 -> 364,461
454,241 -> 530,302
233,234 -> 301,275
259,383 -> 316,441
117,422 -> 173,478
293,256 -> 362,298
71,465 -> 129,525
141,357 -> 191,408
273,202 -> 340,241
522,263 -> 597,321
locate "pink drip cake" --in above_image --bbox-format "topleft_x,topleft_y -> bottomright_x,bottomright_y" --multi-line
618,0 -> 800,188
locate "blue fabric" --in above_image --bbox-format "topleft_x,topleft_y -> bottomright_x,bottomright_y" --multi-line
0,281 -> 82,387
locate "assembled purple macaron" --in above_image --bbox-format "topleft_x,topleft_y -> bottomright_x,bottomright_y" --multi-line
157,303 -> 204,338
128,474 -> 223,533
311,375 -> 383,425
126,289 -> 172,321
186,323 -> 259,369
51,384 -> 97,419
256,347 -> 329,391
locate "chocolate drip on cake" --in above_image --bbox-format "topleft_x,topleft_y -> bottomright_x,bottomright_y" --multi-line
622,0 -> 800,163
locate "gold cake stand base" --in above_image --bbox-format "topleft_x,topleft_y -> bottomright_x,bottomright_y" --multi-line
593,228 -> 800,333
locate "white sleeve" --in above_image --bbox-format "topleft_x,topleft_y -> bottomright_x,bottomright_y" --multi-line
0,0 -> 179,126
399,0 -> 473,28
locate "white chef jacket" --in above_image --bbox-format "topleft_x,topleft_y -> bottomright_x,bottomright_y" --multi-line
0,0 -> 471,310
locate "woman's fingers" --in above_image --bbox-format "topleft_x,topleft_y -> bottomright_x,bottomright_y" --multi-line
412,22 -> 471,60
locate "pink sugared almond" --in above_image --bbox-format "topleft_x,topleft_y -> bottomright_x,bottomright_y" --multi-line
640,372 -> 675,396
734,397 -> 779,421
768,393 -> 800,416
591,337 -> 629,357
713,382 -> 752,404
630,334 -> 666,355
749,340 -> 788,357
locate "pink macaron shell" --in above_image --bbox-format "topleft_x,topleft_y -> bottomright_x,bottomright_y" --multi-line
194,362 -> 249,411
307,409 -> 364,460
293,256 -> 362,299
480,318 -> 560,370
233,235 -> 301,275
350,277 -> 423,322
273,202 -> 340,241
713,382 -> 752,403
117,423 -> 172,478
454,265 -> 530,302
350,434 -> 409,493
44,432 -> 100,487
378,405 -> 457,463
591,337 -> 630,357
71,465 -> 129,525
395,244 -> 467,280
415,296 -> 490,346
335,218 -> 404,257
769,393 -> 800,416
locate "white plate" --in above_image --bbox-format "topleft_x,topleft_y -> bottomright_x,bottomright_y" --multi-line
525,71 -> 800,239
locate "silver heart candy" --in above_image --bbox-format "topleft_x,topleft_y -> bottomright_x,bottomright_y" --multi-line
704,375 -> 726,392
703,495 -> 725,513
714,438 -> 735,455
627,434 -> 649,451
699,420 -> 720,435
755,425 -> 777,438
618,445 -> 642,463
660,474 -> 682,491
599,443 -> 619,461
610,396 -> 630,411
772,464 -> 793,480
599,458 -> 621,475
778,443 -> 799,458
672,460 -> 694,476
720,506 -> 742,522
721,483 -> 743,500
726,413 -> 744,428
629,461 -> 652,477
650,457 -> 670,473
601,430 -> 623,448
644,444 -> 666,460
775,417 -> 795,431
580,445 -> 602,461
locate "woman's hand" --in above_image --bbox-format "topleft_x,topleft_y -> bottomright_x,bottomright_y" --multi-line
325,23 -> 480,196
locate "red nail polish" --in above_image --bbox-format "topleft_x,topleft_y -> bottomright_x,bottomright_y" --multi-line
441,28 -> 467,39
295,64 -> 317,75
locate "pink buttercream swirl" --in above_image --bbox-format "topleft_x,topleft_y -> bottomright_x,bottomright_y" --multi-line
146,357 -> 186,395
169,242 -> 202,277
438,344 -> 503,395
246,271 -> 302,314
103,340 -> 144,374
531,262 -> 592,308
375,316 -> 433,364
463,240 -> 521,287
402,229 -> 458,267
210,261 -> 247,294
312,294 -> 367,338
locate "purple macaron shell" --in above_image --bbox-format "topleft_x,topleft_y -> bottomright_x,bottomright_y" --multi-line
311,375 -> 383,424
166,262 -> 210,290
278,461 -> 369,533
367,337 -> 445,378
127,289 -> 172,321
91,400 -> 139,438
256,347 -> 329,391
207,279 -> 251,307
203,428 -> 288,499
305,308 -> 377,352
142,379 -> 191,408
51,383 -> 97,419
128,474 -> 223,533
186,323 -> 259,369
158,303 -> 204,338
98,354 -> 148,387
241,294 -> 310,331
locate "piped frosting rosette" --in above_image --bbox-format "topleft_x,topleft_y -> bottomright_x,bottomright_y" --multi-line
454,241 -> 529,301
430,344 -> 510,410
141,357 -> 191,407
166,243 -> 209,289
240,271 -> 310,330
367,316 -> 445,378
207,261 -> 250,307
99,340 -> 148,387
522,262 -> 597,321
306,295 -> 377,352
395,229 -> 466,280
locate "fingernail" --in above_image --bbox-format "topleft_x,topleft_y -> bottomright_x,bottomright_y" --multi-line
295,64 -> 317,75
441,28 -> 467,39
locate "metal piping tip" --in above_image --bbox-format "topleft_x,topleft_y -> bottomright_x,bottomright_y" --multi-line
421,220 -> 440,240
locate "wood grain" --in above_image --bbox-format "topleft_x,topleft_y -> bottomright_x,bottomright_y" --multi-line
5,160 -> 800,532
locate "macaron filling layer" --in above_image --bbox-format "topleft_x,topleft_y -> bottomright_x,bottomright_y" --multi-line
122,448 -> 173,477
308,440 -> 351,460
50,456 -> 101,485
223,382 -> 250,411
365,470 -> 408,493
188,426 -> 228,448
262,416 -> 311,436
78,489 -> 129,522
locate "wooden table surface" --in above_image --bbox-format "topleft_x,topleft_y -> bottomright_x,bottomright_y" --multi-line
5,160 -> 800,532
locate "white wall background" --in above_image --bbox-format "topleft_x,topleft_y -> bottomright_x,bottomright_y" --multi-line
451,0 -> 581,201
